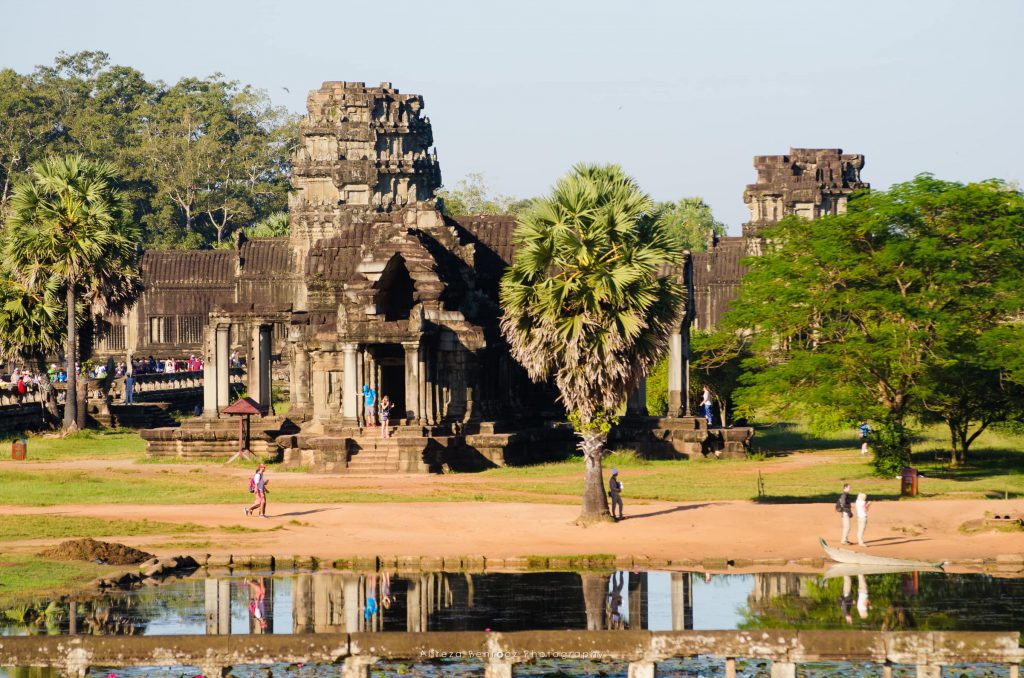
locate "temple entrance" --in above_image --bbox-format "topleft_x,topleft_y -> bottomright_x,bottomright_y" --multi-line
373,344 -> 406,421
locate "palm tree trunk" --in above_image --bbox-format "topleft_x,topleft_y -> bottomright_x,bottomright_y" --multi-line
64,277 -> 78,431
577,429 -> 611,525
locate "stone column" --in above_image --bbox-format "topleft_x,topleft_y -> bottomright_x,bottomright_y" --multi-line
626,379 -> 648,416
259,325 -> 272,409
204,578 -> 231,635
202,327 -> 218,418
291,342 -> 310,409
485,662 -> 513,678
312,356 -> 329,422
627,662 -> 655,678
355,348 -> 365,425
403,341 -> 420,423
770,662 -> 796,678
342,656 -> 378,678
342,343 -> 358,425
682,252 -> 694,416
667,331 -> 683,417
248,325 -> 263,408
724,658 -> 737,678
407,576 -> 422,632
423,348 -> 436,426
216,324 -> 230,411
343,573 -> 360,632
670,572 -> 692,630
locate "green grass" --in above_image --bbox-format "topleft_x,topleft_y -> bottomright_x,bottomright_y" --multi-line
0,515 -> 203,542
0,429 -> 145,462
0,555 -> 109,601
0,424 -> 1021,507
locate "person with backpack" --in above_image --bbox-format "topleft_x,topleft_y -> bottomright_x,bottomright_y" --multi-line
245,463 -> 269,518
609,468 -> 624,521
360,384 -> 377,427
836,483 -> 853,545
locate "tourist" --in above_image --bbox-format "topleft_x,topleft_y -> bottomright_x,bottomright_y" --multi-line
839,575 -> 854,625
836,483 -> 853,545
364,573 -> 379,620
246,578 -> 268,631
859,421 -> 871,455
856,574 -> 870,619
609,468 -> 624,521
15,375 -> 26,405
607,571 -> 625,629
245,463 -> 269,518
381,571 -> 392,609
124,360 -> 135,404
230,350 -> 240,368
361,384 -> 377,427
701,385 -> 714,427
855,492 -> 871,546
379,395 -> 393,439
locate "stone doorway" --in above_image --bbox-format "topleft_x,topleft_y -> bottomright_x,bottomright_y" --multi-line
373,344 -> 406,421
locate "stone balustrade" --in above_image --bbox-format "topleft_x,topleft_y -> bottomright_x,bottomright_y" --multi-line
0,629 -> 1019,678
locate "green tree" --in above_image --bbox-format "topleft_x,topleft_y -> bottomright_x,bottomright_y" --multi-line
656,197 -> 727,252
690,329 -> 749,427
244,211 -> 289,238
724,175 -> 1024,475
4,155 -> 141,430
437,172 -> 533,216
500,163 -> 684,523
0,277 -> 63,362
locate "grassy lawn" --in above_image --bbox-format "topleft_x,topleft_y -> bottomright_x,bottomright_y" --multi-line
0,515 -> 204,542
0,429 -> 145,462
0,555 -> 110,601
0,423 -> 1020,507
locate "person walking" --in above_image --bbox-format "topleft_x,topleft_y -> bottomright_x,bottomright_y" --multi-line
855,492 -> 871,546
609,468 -> 624,521
245,463 -> 269,518
379,395 -> 393,439
837,483 -> 853,544
701,385 -> 714,427
859,421 -> 871,455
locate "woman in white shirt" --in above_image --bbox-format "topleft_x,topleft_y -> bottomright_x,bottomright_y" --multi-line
855,493 -> 870,546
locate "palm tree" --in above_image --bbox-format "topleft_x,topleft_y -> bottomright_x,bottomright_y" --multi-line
4,155 -> 141,431
500,164 -> 684,524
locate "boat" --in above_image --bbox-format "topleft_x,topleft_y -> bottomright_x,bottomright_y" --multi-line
819,538 -> 944,569
822,563 -> 926,579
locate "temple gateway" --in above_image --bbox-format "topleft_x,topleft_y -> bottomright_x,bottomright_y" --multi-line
103,81 -> 867,472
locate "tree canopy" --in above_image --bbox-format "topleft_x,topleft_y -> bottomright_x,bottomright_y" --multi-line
500,163 -> 683,522
4,155 -> 141,428
655,197 -> 726,252
436,172 -> 533,217
721,175 -> 1024,472
0,51 -> 296,249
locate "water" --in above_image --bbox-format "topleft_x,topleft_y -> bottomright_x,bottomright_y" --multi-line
1,570 -> 1022,637
1,570 -> 1021,677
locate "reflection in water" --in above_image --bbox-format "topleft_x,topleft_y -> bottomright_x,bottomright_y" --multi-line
0,570 -> 1022,638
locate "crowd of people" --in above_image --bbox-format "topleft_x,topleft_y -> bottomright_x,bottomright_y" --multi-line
0,354 -> 208,406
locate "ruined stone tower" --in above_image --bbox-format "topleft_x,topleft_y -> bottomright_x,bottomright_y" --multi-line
741,148 -> 867,253
288,81 -> 442,246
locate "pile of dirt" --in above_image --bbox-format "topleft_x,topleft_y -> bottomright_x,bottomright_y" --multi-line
39,538 -> 153,565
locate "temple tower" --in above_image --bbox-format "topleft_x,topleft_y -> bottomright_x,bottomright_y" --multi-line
288,81 -> 442,247
742,148 -> 868,254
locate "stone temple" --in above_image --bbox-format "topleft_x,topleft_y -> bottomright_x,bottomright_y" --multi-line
93,82 -> 867,471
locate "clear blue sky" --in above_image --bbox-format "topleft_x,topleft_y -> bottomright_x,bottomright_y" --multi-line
3,0 -> 1021,232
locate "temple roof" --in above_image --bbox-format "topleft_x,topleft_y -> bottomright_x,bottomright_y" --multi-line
450,215 -> 518,267
141,249 -> 235,286
239,238 -> 292,276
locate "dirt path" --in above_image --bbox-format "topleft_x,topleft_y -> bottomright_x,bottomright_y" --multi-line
6,498 -> 1022,563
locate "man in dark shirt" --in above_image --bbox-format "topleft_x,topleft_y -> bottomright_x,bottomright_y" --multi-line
838,483 -> 853,544
609,468 -> 624,522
